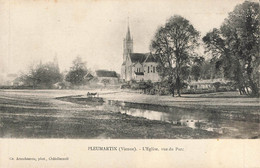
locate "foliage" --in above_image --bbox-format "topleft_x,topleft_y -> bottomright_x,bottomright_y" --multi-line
151,15 -> 200,96
129,80 -> 153,90
203,1 -> 259,96
190,56 -> 205,81
19,62 -> 63,89
65,57 -> 88,86
199,59 -> 222,80
190,65 -> 201,81
120,83 -> 131,89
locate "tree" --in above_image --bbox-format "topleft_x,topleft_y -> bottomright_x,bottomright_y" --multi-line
190,57 -> 205,81
191,65 -> 201,81
65,57 -> 88,86
199,60 -> 215,79
151,15 -> 200,96
203,1 -> 259,96
19,61 -> 63,89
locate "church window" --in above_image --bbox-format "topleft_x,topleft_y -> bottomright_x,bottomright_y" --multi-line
148,66 -> 149,73
153,67 -> 155,73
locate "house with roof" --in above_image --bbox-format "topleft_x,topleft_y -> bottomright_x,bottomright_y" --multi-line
94,70 -> 119,85
121,23 -> 160,82
82,70 -> 119,88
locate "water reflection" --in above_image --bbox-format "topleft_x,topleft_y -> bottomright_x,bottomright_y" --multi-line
103,100 -> 260,138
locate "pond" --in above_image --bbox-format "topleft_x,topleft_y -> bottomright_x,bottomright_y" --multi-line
99,99 -> 260,139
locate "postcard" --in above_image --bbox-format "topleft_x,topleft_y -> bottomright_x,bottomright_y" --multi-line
0,0 -> 259,167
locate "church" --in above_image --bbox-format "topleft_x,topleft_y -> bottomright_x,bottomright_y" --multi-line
121,23 -> 161,82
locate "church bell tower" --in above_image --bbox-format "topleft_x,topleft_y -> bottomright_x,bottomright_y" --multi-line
121,19 -> 133,81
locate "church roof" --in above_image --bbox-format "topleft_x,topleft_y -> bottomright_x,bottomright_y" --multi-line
130,53 -> 149,63
144,54 -> 157,63
96,70 -> 118,78
129,53 -> 158,64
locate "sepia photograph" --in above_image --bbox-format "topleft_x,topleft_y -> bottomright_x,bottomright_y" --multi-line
0,0 -> 259,167
0,0 -> 259,139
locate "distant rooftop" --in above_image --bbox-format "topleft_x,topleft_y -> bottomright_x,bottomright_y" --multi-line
95,70 -> 118,78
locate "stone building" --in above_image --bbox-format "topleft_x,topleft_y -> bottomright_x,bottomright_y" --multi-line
95,70 -> 119,85
121,23 -> 160,82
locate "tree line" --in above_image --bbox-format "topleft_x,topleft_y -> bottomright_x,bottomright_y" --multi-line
151,1 -> 259,97
18,57 -> 89,89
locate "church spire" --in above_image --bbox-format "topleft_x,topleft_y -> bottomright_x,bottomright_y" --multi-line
123,17 -> 133,63
126,17 -> 131,41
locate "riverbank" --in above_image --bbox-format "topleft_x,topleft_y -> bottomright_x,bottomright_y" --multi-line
100,90 -> 260,114
0,89 -> 222,139
0,89 -> 259,138
57,93 -> 260,138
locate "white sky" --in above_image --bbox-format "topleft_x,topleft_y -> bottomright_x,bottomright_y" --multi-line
0,0 -> 247,74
